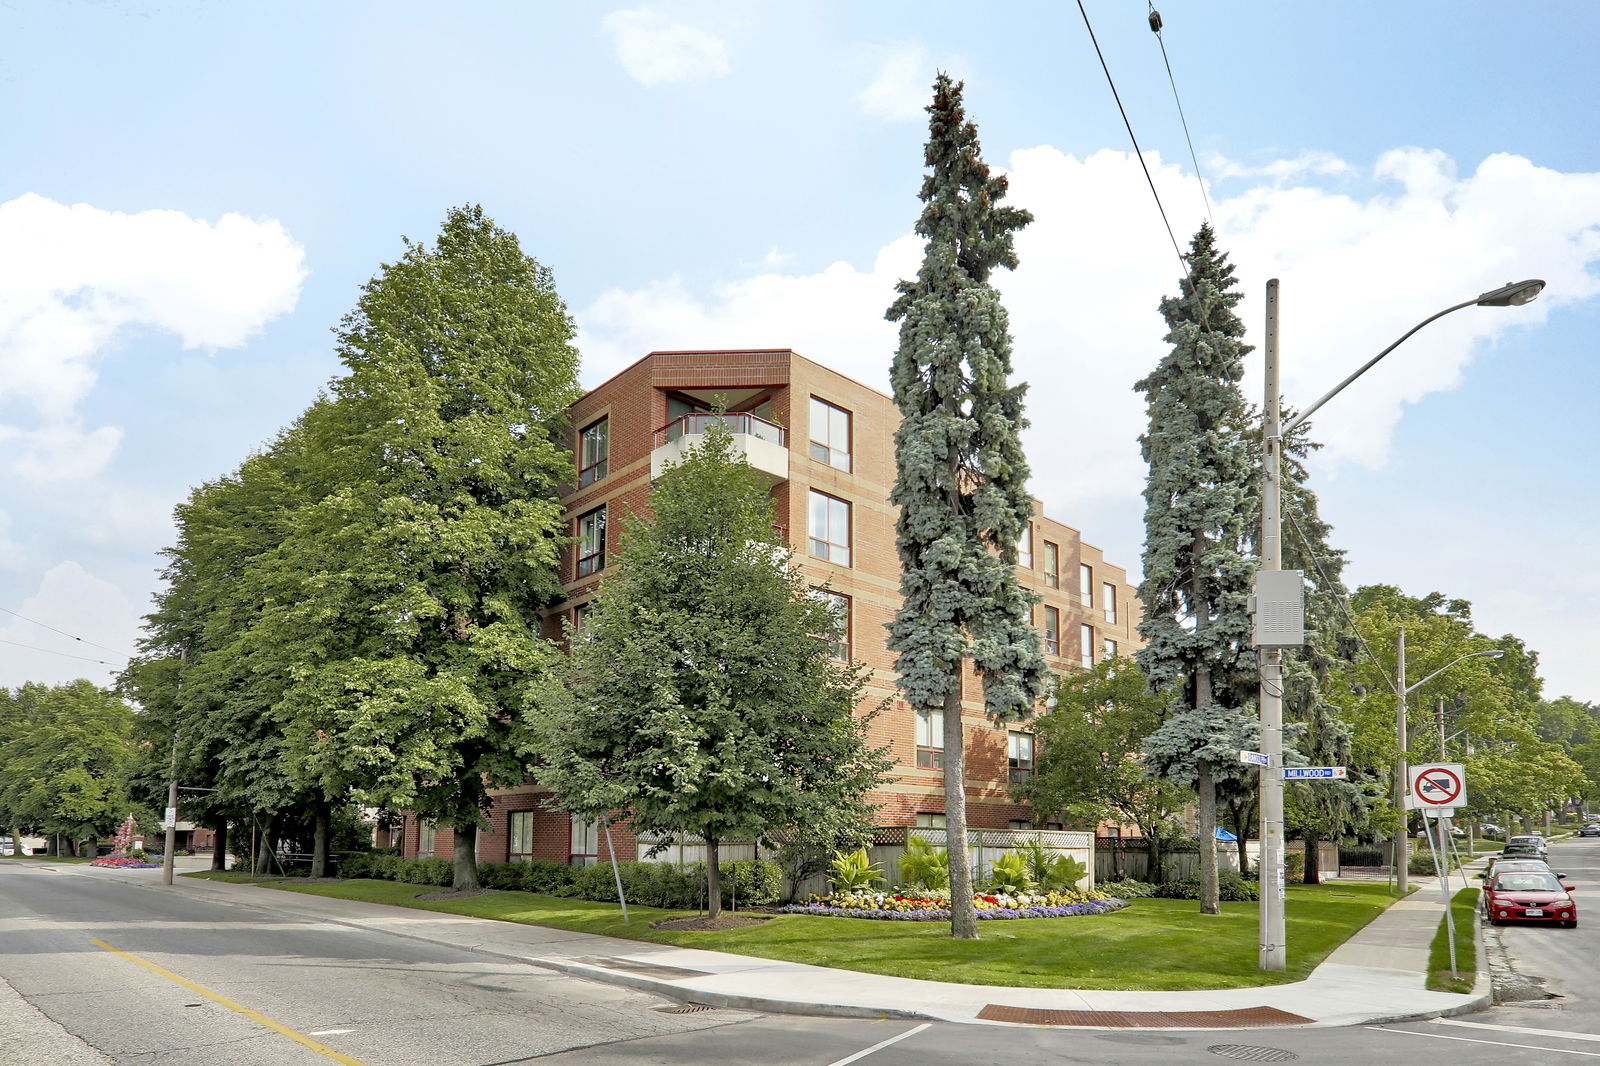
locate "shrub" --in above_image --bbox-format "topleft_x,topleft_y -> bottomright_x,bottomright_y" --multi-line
984,852 -> 1033,895
478,862 -> 522,890
897,836 -> 950,892
829,848 -> 884,892
720,859 -> 782,907
1283,850 -> 1305,880
1410,851 -> 1458,876
518,859 -> 577,895
1018,841 -> 1088,892
1097,878 -> 1158,899
1154,872 -> 1259,902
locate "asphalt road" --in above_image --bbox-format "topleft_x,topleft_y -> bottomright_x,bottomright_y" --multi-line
7,854 -> 1600,1065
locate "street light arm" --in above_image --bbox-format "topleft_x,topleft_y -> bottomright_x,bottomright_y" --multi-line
1403,650 -> 1504,696
1282,299 -> 1477,437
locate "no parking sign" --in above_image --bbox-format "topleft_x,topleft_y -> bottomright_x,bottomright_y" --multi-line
1408,763 -> 1467,812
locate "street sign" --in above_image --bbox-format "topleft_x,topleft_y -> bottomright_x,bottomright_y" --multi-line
1409,763 -> 1467,808
162,807 -> 177,830
1283,766 -> 1347,780
1239,750 -> 1270,767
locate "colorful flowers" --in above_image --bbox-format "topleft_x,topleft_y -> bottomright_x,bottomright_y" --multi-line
779,888 -> 1127,921
90,856 -> 162,869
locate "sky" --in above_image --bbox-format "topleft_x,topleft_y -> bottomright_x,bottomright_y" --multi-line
2,1 -> 1597,703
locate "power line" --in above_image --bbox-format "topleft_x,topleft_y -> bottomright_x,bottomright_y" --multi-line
0,638 -> 125,667
0,606 -> 126,655
1147,5 -> 1214,226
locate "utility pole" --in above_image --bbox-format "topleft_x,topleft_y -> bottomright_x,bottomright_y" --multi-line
1396,626 -> 1409,893
1256,278 -> 1288,971
162,732 -> 179,886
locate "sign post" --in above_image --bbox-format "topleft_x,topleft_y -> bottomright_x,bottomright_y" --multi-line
1409,763 -> 1467,978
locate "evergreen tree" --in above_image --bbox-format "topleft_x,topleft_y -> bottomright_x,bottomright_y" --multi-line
535,421 -> 893,919
1135,223 -> 1257,915
886,74 -> 1048,939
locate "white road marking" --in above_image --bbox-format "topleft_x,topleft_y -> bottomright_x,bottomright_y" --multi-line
1371,1026 -> 1600,1057
308,1030 -> 357,1036
1436,1017 -> 1600,1044
824,1023 -> 932,1066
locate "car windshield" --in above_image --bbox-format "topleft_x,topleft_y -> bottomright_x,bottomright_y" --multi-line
1494,873 -> 1563,892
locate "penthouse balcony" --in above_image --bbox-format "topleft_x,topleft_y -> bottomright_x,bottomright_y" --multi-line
650,411 -> 790,483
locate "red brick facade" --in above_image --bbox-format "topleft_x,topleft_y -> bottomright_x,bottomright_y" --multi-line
403,349 -> 1143,862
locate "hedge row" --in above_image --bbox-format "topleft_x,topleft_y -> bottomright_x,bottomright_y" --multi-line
338,852 -> 783,908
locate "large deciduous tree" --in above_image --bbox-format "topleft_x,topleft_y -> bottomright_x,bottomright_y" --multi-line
886,74 -> 1048,939
1135,223 -> 1258,915
0,682 -> 138,852
536,421 -> 892,919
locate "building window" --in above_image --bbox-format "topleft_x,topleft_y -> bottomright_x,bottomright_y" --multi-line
808,491 -> 851,565
570,602 -> 589,633
916,707 -> 944,769
417,821 -> 436,857
808,397 -> 852,471
1008,732 -> 1034,782
579,418 -> 609,486
1009,819 -> 1032,830
1080,564 -> 1093,606
1080,624 -> 1094,668
1042,605 -> 1060,655
1104,638 -> 1118,660
915,812 -> 947,828
1103,582 -> 1117,623
570,818 -> 599,866
810,589 -> 850,661
509,811 -> 535,863
576,505 -> 606,577
1017,524 -> 1033,569
1043,541 -> 1059,588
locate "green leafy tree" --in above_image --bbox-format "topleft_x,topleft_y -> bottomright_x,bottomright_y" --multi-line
271,206 -> 581,890
1135,223 -> 1258,915
0,682 -> 139,851
535,422 -> 893,919
885,74 -> 1048,939
1017,658 -> 1189,880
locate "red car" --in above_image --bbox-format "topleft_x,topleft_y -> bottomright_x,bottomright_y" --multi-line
1482,870 -> 1578,927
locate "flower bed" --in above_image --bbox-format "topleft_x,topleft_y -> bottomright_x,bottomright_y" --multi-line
90,856 -> 162,869
780,889 -> 1127,921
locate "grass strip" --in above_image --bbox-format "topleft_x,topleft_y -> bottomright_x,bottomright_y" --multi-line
1426,886 -> 1479,994
189,872 -> 1400,992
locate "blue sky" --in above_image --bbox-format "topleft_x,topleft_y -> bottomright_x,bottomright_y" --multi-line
3,1 -> 1597,702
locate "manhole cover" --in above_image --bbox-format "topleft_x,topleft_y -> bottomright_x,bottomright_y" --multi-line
654,1004 -> 717,1014
1206,1046 -> 1298,1063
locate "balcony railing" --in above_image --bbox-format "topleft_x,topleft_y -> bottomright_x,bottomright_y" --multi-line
652,411 -> 787,449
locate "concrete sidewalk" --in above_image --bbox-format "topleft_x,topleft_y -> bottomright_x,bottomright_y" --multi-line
97,857 -> 1490,1031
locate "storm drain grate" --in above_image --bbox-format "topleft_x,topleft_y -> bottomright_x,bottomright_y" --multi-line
654,1003 -> 718,1014
1206,1046 -> 1298,1063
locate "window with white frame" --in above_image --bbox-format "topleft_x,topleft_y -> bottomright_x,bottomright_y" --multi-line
916,707 -> 944,768
1043,541 -> 1059,588
1042,605 -> 1060,655
1080,564 -> 1093,606
570,818 -> 599,866
810,588 -> 850,660
915,812 -> 947,828
1008,731 -> 1034,782
808,397 -> 852,471
417,821 -> 436,857
1080,624 -> 1094,668
509,811 -> 535,862
576,505 -> 606,577
1017,524 -> 1033,568
1103,637 -> 1118,660
808,491 -> 851,565
579,418 -> 609,486
1103,581 -> 1117,623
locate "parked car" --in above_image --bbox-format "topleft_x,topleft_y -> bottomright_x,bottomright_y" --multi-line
1505,835 -> 1550,857
1481,823 -> 1505,836
1481,856 -> 1565,881
1482,869 -> 1577,927
1579,824 -> 1600,838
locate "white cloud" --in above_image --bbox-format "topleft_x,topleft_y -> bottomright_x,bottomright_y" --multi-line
601,7 -> 729,86
0,561 -> 139,688
856,43 -> 935,122
1209,150 -> 1354,184
0,194 -> 306,480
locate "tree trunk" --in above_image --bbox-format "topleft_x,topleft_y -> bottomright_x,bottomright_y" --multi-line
1235,831 -> 1248,876
310,802 -> 330,879
1197,759 -> 1220,915
210,821 -> 228,872
941,686 -> 978,939
704,834 -> 722,919
452,822 -> 480,891
1304,830 -> 1322,885
9,826 -> 22,857
255,817 -> 277,875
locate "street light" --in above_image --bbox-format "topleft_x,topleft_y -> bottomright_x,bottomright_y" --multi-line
1255,278 -> 1542,971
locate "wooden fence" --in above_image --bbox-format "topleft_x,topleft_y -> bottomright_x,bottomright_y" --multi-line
1095,838 -> 1340,883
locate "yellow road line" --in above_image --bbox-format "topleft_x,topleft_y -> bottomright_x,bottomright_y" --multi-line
90,939 -> 369,1066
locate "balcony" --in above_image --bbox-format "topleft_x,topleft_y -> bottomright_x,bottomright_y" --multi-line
650,412 -> 790,483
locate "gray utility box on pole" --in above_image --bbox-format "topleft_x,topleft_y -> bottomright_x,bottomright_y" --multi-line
1252,569 -> 1305,648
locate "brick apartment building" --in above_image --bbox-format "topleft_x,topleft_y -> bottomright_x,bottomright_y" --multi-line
400,349 -> 1143,865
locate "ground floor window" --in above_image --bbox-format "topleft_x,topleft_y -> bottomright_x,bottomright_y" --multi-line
570,818 -> 599,866
417,821 -> 436,857
915,813 -> 947,829
509,811 -> 535,863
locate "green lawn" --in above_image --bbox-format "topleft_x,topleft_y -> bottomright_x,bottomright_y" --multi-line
202,874 -> 1399,991
14,854 -> 90,864
1427,886 -> 1479,994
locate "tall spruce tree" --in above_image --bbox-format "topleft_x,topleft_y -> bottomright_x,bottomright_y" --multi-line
1135,223 -> 1258,915
887,74 -> 1048,939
